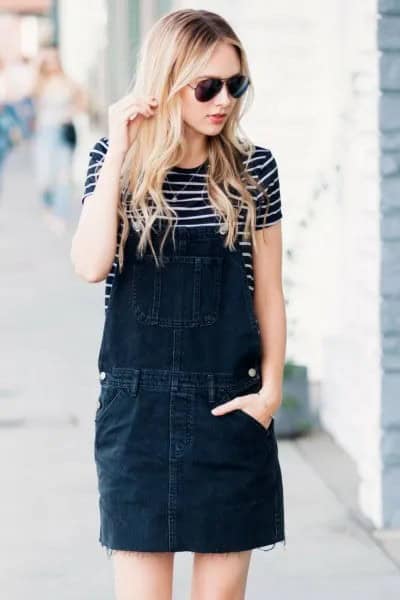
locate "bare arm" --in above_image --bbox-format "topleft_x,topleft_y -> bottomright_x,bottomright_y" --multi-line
70,93 -> 159,282
253,221 -> 286,412
70,147 -> 125,282
252,148 -> 286,417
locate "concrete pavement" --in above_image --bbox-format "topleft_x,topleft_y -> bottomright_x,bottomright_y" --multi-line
0,142 -> 399,599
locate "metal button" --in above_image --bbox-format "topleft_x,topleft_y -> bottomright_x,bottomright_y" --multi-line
248,367 -> 257,377
99,371 -> 106,381
219,222 -> 228,234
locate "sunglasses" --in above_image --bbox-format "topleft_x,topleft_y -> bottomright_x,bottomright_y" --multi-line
188,74 -> 250,102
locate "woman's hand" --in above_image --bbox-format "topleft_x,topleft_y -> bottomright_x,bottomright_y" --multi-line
211,383 -> 281,430
107,93 -> 159,159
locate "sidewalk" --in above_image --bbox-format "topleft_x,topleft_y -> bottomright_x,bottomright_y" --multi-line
0,142 -> 399,599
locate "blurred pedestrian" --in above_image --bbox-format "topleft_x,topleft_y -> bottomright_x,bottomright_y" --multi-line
0,57 -> 23,197
3,53 -> 36,139
32,45 -> 86,235
0,56 -> 6,102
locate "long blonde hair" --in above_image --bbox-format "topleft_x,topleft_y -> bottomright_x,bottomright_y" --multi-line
117,8 -> 270,269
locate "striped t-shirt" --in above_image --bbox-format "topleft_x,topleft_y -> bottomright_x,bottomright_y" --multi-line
81,136 -> 282,311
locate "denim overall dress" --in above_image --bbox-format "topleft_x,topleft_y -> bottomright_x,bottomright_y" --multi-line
94,221 -> 286,555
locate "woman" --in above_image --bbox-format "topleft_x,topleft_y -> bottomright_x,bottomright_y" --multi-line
32,46 -> 85,235
71,9 -> 286,599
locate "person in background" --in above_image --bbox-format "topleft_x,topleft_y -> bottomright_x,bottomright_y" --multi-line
0,56 -> 7,192
32,45 -> 87,235
3,53 -> 36,139
0,57 -> 23,198
0,56 -> 7,109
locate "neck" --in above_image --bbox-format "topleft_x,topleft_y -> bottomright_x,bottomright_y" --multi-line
176,124 -> 208,168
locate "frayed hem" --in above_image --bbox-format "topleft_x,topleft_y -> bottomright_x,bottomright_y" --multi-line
103,545 -> 115,559
99,537 -> 287,556
100,543 -> 171,558
255,537 -> 287,552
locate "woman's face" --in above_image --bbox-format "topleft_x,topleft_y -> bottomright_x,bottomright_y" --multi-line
41,49 -> 61,75
179,41 -> 242,137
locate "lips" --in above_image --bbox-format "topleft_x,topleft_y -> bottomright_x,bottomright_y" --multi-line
208,114 -> 227,123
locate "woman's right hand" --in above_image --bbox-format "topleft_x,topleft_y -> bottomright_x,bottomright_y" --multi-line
107,94 -> 159,158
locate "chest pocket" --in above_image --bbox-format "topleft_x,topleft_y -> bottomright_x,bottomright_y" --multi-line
132,254 -> 224,327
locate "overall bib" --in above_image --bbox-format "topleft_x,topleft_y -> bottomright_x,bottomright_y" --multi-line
94,222 -> 286,555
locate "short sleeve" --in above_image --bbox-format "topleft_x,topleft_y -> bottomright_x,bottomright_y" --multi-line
254,149 -> 283,228
81,136 -> 109,204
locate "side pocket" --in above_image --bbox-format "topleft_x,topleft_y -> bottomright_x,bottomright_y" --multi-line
229,374 -> 274,439
95,385 -> 125,423
235,408 -> 274,438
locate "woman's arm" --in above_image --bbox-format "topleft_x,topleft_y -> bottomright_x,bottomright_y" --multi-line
252,148 -> 286,415
70,94 -> 159,282
70,139 -> 124,282
253,221 -> 286,413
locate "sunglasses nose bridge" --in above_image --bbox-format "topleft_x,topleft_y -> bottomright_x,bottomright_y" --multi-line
213,80 -> 231,104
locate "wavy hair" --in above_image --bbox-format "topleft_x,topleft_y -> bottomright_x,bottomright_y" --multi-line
117,8 -> 270,270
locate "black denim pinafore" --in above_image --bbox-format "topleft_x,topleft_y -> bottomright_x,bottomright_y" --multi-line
94,222 -> 286,555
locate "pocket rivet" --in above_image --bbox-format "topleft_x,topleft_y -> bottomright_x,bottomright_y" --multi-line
248,367 -> 257,377
100,371 -> 106,380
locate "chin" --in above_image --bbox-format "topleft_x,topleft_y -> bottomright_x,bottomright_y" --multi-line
204,122 -> 225,133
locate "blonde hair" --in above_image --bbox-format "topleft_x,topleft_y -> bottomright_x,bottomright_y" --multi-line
33,46 -> 63,97
117,8 -> 270,270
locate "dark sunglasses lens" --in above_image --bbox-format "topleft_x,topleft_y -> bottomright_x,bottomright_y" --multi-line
227,75 -> 250,98
195,78 -> 223,102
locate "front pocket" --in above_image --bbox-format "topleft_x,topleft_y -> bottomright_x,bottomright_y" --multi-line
132,254 -> 223,327
95,385 -> 125,423
225,374 -> 274,439
235,408 -> 274,438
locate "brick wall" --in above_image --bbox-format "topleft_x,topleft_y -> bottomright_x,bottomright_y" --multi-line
378,0 -> 400,527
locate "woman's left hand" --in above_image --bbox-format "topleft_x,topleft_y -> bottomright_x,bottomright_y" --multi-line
210,383 -> 281,430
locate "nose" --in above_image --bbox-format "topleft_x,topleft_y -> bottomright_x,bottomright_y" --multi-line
214,81 -> 231,107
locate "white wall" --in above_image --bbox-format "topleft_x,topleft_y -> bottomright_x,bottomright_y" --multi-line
58,0 -> 107,88
320,0 -> 381,525
57,0 -> 108,185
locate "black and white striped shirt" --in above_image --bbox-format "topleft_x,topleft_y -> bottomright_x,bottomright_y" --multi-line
81,136 -> 282,311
